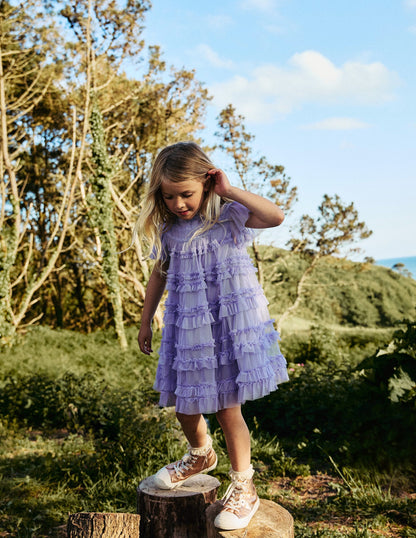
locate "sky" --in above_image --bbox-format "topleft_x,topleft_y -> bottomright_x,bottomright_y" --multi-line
140,0 -> 416,260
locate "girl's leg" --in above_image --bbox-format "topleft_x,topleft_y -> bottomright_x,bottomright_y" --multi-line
214,406 -> 259,530
216,406 -> 250,471
154,411 -> 217,489
176,412 -> 208,447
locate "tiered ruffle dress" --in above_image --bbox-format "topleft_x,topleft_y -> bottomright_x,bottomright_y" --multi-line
154,201 -> 289,415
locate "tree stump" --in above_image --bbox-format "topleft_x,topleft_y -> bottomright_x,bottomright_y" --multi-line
137,473 -> 221,538
206,499 -> 294,538
67,512 -> 140,537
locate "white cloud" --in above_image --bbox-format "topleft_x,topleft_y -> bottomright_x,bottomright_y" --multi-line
404,0 -> 416,8
210,50 -> 400,122
240,0 -> 277,12
195,44 -> 234,69
264,23 -> 286,35
301,117 -> 370,131
206,14 -> 233,30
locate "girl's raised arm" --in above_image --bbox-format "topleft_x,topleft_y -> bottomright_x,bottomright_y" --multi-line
138,261 -> 168,355
208,169 -> 284,229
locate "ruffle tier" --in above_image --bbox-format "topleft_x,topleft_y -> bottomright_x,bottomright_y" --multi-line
153,202 -> 289,414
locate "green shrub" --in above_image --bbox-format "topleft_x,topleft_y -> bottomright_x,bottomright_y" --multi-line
244,357 -> 416,468
356,319 -> 416,405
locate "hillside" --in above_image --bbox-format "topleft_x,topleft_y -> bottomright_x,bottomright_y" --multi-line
259,246 -> 416,330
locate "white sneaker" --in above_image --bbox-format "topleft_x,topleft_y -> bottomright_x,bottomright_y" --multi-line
214,466 -> 260,530
154,436 -> 217,490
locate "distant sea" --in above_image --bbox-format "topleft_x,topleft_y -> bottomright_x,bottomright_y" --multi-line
376,256 -> 416,280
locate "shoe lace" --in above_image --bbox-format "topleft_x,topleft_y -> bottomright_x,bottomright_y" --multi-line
173,452 -> 198,478
221,479 -> 251,511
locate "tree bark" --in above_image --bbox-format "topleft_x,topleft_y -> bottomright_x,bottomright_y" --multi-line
277,255 -> 319,332
137,474 -> 220,538
251,239 -> 264,287
67,512 -> 140,537
89,98 -> 127,349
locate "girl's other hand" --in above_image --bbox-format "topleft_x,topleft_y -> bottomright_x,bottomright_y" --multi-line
138,325 -> 153,355
207,169 -> 232,198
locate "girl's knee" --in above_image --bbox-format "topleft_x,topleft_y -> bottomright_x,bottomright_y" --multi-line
216,406 -> 242,426
176,411 -> 203,427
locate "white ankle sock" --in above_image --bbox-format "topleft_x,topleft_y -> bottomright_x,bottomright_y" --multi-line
229,464 -> 254,481
188,434 -> 212,456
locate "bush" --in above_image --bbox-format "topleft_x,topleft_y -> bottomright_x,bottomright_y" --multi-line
244,355 -> 416,469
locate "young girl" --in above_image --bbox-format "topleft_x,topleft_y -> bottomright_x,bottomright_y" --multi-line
137,141 -> 289,531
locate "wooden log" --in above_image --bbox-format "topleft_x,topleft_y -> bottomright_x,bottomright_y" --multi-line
67,512 -> 140,537
137,474 -> 221,538
205,499 -> 294,538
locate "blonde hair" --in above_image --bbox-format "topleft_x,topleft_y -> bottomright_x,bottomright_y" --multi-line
134,142 -> 222,262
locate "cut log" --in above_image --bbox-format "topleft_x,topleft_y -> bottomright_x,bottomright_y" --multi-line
67,512 -> 140,537
137,474 -> 221,538
205,499 -> 294,538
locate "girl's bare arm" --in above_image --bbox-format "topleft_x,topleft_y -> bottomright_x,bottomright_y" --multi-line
138,261 -> 168,355
208,168 -> 284,229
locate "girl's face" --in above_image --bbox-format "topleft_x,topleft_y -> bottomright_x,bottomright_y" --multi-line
160,178 -> 207,220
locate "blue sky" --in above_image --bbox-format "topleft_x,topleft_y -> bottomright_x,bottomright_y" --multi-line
140,0 -> 416,260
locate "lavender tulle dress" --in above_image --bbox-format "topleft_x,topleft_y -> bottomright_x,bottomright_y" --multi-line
153,201 -> 289,415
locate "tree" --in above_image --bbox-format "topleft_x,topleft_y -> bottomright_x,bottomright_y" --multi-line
0,0 -> 77,345
89,98 -> 127,348
54,0 -> 150,346
1,0 -> 214,341
277,194 -> 372,330
58,0 -> 210,336
106,58 -> 210,329
392,263 -> 412,279
215,104 -> 297,285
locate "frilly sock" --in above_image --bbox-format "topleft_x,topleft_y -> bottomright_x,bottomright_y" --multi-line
188,434 -> 213,456
229,464 -> 254,481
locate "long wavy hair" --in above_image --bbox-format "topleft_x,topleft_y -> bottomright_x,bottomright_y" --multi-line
134,142 -> 223,262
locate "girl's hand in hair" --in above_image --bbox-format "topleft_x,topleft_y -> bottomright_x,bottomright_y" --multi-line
207,169 -> 232,198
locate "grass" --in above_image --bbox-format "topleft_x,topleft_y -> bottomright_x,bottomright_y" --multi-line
0,325 -> 415,537
268,464 -> 416,537
1,424 -> 415,537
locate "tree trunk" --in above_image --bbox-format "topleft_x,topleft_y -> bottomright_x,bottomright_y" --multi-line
67,477 -> 294,538
89,99 -> 127,349
277,255 -> 319,332
67,512 -> 140,537
137,474 -> 220,538
206,499 -> 294,538
252,239 -> 264,287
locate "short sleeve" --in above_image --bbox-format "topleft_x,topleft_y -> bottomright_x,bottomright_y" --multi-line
150,232 -> 169,262
220,202 -> 255,245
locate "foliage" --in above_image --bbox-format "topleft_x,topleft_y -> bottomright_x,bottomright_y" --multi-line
392,262 -> 413,279
279,194 -> 373,329
244,324 -> 416,468
59,0 -> 150,67
0,326 -> 415,535
0,0 -> 210,341
215,104 -> 297,285
89,98 -> 127,347
215,105 -> 297,214
258,246 -> 416,329
356,320 -> 416,404
0,0 -> 75,344
0,1 -> 378,345
288,194 -> 372,257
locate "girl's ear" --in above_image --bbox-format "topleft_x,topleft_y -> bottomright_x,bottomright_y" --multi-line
204,172 -> 214,192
